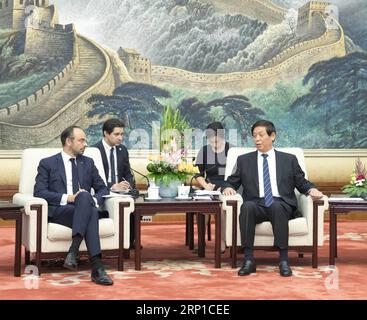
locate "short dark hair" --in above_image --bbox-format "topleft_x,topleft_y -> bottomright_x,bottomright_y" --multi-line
251,120 -> 276,136
102,118 -> 125,136
205,122 -> 225,138
61,126 -> 83,146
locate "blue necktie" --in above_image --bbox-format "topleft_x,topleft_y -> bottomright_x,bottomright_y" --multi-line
70,158 -> 79,194
262,154 -> 274,207
110,147 -> 116,185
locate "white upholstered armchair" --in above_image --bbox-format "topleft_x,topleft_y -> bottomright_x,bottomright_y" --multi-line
12,148 -> 134,275
220,148 -> 328,268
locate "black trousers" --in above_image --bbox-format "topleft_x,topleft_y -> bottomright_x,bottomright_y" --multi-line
239,198 -> 294,249
49,192 -> 101,258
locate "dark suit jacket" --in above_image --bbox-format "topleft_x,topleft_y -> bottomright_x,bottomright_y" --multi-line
223,150 -> 315,210
33,153 -> 109,218
94,141 -> 135,189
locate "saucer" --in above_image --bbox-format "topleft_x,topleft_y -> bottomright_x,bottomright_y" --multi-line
144,196 -> 162,200
175,196 -> 192,200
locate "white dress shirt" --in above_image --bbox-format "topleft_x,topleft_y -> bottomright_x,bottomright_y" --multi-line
257,148 -> 280,198
60,151 -> 77,205
60,151 -> 98,207
102,139 -> 118,184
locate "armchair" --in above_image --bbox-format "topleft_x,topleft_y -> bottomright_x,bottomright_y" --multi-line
220,148 -> 328,268
12,148 -> 134,275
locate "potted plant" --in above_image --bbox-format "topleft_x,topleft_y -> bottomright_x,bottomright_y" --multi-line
147,106 -> 198,197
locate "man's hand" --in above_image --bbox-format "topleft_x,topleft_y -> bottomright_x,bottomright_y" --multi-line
67,189 -> 87,203
204,183 -> 216,191
223,187 -> 237,196
112,181 -> 130,191
308,188 -> 323,200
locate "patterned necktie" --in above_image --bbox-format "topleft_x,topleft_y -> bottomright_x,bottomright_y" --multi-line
262,154 -> 274,207
110,147 -> 116,185
70,158 -> 79,194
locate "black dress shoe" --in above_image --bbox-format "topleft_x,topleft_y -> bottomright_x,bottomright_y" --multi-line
63,251 -> 79,271
238,260 -> 256,276
279,261 -> 293,277
91,267 -> 114,286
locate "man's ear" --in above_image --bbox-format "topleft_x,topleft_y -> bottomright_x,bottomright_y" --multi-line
271,132 -> 276,142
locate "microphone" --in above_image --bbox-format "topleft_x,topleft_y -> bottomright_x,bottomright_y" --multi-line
130,167 -> 150,188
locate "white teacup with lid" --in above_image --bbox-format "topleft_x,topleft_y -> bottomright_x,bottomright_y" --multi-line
147,182 -> 160,199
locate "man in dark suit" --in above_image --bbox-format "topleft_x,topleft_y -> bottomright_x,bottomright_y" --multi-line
93,118 -> 137,248
223,120 -> 323,277
34,126 -> 113,285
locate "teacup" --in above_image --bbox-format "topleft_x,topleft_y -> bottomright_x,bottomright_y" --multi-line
177,185 -> 190,198
147,185 -> 160,199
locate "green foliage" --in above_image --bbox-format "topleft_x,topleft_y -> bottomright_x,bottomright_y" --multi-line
160,105 -> 190,151
146,161 -> 188,185
289,52 -> 367,148
0,71 -> 54,108
342,184 -> 367,197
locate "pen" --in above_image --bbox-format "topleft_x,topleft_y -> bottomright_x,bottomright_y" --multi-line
120,177 -> 131,189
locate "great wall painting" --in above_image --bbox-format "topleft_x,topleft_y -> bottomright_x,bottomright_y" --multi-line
0,0 -> 366,149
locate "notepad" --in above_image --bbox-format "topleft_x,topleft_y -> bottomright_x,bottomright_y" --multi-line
194,190 -> 221,196
193,196 -> 212,200
103,192 -> 132,198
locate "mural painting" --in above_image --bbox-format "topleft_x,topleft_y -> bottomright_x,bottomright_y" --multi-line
0,0 -> 366,150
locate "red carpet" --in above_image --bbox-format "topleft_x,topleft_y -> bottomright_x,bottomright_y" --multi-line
0,221 -> 366,300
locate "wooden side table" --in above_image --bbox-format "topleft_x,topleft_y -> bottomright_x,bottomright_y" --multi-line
127,197 -> 222,270
0,201 -> 24,277
328,197 -> 367,265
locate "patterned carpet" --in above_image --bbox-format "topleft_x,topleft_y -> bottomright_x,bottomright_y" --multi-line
0,221 -> 366,300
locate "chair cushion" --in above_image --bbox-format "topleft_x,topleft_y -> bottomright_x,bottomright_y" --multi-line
47,218 -> 115,241
255,217 -> 308,236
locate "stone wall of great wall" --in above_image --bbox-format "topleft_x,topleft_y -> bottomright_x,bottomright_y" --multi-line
209,0 -> 287,25
24,24 -> 75,60
0,35 -> 115,148
0,24 -> 78,119
150,14 -> 345,92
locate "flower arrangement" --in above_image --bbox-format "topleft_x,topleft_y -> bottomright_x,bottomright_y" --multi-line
147,139 -> 199,186
342,158 -> 367,197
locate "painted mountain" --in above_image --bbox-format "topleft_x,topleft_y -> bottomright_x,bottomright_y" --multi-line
0,0 -> 366,149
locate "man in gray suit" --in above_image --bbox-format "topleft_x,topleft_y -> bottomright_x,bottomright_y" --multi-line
223,120 -> 323,277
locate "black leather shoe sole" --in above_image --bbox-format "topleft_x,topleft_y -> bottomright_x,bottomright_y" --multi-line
63,262 -> 78,271
279,263 -> 293,277
238,264 -> 257,276
91,276 -> 114,286
280,270 -> 293,277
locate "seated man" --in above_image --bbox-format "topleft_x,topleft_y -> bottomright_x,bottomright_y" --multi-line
223,120 -> 323,277
93,118 -> 137,249
34,126 -> 113,285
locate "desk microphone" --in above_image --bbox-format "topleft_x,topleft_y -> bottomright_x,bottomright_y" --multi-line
130,167 -> 150,188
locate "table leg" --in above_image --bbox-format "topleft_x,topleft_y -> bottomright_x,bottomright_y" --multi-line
215,205 -> 221,268
335,213 -> 338,258
14,211 -> 22,277
187,212 -> 194,250
135,212 -> 141,270
198,213 -> 205,258
231,202 -> 238,268
207,215 -> 211,241
185,213 -> 189,246
118,204 -> 124,271
329,207 -> 336,266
